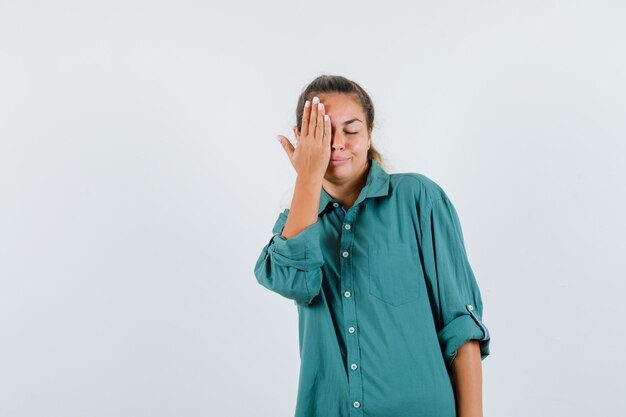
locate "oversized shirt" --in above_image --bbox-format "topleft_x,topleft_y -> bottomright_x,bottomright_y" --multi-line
254,159 -> 491,417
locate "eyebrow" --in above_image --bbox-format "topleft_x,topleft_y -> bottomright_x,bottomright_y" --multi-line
343,118 -> 363,126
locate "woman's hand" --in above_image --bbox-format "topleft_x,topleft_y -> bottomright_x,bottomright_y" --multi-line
277,96 -> 331,180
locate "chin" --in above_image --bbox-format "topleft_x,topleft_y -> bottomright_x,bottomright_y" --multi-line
325,167 -> 354,182
325,168 -> 347,179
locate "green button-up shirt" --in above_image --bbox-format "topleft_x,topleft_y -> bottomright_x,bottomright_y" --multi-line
254,159 -> 491,417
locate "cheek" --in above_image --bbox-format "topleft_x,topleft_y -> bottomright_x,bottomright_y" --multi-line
356,138 -> 369,151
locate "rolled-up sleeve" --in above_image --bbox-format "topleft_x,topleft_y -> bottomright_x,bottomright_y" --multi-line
253,209 -> 324,305
419,196 -> 491,368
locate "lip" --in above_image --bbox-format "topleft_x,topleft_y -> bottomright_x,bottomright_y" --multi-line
330,157 -> 350,166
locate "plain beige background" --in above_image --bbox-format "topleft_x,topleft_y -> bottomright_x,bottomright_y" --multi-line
1,1 -> 625,416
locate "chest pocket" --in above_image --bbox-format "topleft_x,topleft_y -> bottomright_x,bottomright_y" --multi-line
368,242 -> 422,306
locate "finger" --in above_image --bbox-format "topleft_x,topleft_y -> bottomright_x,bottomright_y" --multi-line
323,114 -> 331,145
308,96 -> 319,138
315,101 -> 324,142
301,100 -> 310,138
277,134 -> 295,159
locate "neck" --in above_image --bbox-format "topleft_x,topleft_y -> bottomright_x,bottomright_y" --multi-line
322,160 -> 371,209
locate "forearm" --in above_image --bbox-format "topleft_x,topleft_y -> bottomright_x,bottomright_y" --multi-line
281,175 -> 323,239
451,340 -> 484,417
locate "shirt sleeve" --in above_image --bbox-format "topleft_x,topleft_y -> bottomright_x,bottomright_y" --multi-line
253,209 -> 324,305
419,196 -> 491,368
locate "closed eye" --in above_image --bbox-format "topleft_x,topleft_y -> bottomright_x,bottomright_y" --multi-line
346,132 -> 358,135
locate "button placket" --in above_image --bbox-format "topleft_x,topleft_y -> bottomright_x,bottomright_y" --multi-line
338,205 -> 364,415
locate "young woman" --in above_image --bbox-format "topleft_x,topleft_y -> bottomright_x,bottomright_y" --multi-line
254,75 -> 491,417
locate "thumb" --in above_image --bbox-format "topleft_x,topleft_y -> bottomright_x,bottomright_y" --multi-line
276,135 -> 295,159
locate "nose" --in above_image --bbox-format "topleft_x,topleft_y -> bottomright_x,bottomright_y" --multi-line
331,131 -> 345,150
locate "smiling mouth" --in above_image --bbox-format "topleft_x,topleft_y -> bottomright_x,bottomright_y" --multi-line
330,157 -> 350,166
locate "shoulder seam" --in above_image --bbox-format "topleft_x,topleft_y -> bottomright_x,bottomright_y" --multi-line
394,172 -> 445,208
420,196 -> 449,230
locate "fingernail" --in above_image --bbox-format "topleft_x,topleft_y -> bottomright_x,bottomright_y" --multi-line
318,102 -> 323,110
305,100 -> 310,107
276,135 -> 282,143
324,115 -> 329,122
312,96 -> 319,104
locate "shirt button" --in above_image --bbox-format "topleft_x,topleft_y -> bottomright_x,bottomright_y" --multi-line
353,401 -> 361,408
342,251 -> 349,257
351,363 -> 358,370
348,326 -> 355,333
333,202 -> 339,207
468,304 -> 474,311
344,291 -> 351,298
344,224 -> 351,230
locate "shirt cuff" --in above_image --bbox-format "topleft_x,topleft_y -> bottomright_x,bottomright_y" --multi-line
267,220 -> 324,271
437,304 -> 491,368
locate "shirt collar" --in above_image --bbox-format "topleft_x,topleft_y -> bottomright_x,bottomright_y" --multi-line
318,158 -> 390,215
